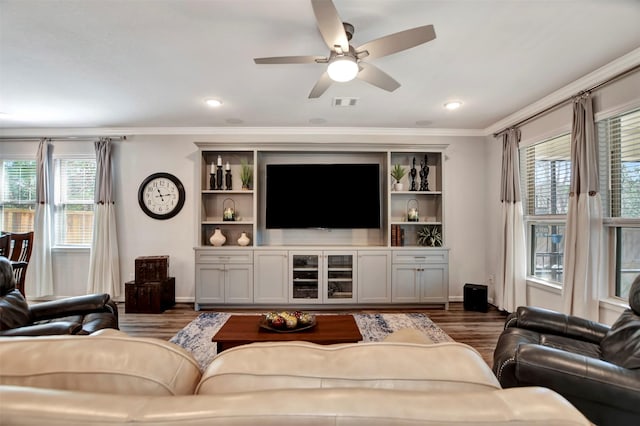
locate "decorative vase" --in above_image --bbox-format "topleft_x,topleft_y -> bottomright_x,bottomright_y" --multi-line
209,228 -> 226,246
237,232 -> 250,246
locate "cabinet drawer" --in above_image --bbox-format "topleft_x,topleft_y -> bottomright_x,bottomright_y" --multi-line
196,250 -> 253,264
392,250 -> 448,264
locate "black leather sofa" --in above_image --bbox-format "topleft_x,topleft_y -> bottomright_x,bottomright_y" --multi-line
0,257 -> 119,336
493,275 -> 640,426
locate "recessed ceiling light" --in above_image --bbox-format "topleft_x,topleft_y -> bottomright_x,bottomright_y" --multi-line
444,101 -> 462,110
205,99 -> 222,107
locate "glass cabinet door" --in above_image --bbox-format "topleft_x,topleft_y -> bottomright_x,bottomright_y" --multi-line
325,254 -> 355,303
290,253 -> 320,302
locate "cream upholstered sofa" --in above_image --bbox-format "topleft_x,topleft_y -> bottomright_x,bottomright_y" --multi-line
0,329 -> 590,425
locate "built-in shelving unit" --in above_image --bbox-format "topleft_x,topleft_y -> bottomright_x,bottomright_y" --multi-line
193,143 -> 449,310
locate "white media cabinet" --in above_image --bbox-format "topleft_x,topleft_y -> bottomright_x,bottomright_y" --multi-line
193,142 -> 449,310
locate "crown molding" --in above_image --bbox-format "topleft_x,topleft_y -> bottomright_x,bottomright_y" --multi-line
0,126 -> 485,139
484,47 -> 640,136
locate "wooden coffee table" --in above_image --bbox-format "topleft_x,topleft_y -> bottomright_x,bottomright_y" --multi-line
212,314 -> 363,352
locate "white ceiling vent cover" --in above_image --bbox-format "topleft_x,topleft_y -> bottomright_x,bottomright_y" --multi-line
332,97 -> 359,107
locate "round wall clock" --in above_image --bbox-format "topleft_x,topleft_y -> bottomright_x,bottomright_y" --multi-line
138,172 -> 186,220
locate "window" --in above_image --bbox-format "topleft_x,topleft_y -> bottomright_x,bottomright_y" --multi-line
0,160 -> 36,233
54,158 -> 96,246
598,108 -> 640,299
520,134 -> 572,285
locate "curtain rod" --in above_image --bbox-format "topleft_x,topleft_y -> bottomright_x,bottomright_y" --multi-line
493,64 -> 640,137
0,136 -> 127,142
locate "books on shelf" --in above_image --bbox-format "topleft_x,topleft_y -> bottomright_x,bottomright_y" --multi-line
391,225 -> 405,247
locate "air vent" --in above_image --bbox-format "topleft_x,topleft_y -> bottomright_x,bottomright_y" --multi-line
332,97 -> 359,107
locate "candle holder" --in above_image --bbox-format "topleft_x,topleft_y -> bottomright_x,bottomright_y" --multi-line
223,198 -> 236,221
419,154 -> 430,191
407,199 -> 419,222
216,165 -> 223,190
225,169 -> 233,190
409,157 -> 417,191
209,173 -> 216,190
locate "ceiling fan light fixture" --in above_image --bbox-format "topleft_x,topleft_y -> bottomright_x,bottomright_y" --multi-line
327,55 -> 358,82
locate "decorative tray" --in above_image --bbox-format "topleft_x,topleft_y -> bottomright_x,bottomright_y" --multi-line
259,311 -> 316,333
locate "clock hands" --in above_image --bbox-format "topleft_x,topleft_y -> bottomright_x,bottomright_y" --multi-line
155,188 -> 174,202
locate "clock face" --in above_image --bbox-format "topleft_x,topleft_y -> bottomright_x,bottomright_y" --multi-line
138,173 -> 185,220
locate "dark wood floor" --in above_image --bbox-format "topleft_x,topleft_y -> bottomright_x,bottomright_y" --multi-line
117,302 -> 508,367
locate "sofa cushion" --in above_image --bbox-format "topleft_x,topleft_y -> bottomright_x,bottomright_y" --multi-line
0,289 -> 31,330
0,330 -> 201,395
197,341 -> 500,395
601,309 -> 640,369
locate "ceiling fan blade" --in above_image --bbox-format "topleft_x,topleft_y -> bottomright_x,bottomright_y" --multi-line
311,0 -> 349,52
356,24 -> 436,60
254,55 -> 327,64
357,62 -> 401,92
308,71 -> 333,98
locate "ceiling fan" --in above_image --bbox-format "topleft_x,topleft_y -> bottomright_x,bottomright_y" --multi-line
253,0 -> 436,98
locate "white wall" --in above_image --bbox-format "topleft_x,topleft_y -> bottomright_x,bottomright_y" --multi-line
1,133 -> 489,303
483,70 -> 640,324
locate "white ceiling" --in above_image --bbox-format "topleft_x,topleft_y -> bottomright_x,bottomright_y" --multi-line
1,0 -> 639,133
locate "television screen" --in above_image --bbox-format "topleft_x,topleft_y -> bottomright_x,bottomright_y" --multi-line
266,164 -> 381,229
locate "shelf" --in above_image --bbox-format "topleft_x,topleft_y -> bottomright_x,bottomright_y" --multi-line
202,190 -> 254,195
202,220 -> 254,225
390,221 -> 442,225
390,191 -> 442,195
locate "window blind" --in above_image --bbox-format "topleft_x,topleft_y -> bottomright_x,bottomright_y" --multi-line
1,160 -> 36,204
520,134 -> 572,216
0,160 -> 36,232
54,158 -> 96,245
599,108 -> 640,219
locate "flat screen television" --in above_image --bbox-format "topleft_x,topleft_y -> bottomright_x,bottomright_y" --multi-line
266,163 -> 381,229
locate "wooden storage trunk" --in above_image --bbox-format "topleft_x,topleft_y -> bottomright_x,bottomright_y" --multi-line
125,277 -> 175,314
135,255 -> 169,283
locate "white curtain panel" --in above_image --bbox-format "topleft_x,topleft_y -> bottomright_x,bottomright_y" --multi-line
562,94 -> 602,319
496,128 -> 527,312
29,138 -> 54,297
87,138 -> 121,297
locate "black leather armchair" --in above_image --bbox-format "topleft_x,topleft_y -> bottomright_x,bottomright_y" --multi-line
493,275 -> 640,426
0,256 -> 119,336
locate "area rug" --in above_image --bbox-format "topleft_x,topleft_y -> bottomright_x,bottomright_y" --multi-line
170,313 -> 453,371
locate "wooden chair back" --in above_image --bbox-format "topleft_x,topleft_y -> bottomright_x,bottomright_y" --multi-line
0,233 -> 10,258
7,232 -> 34,296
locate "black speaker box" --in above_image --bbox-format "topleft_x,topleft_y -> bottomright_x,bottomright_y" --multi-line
464,283 -> 488,312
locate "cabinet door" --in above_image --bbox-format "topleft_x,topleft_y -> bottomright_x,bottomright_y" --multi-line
290,252 -> 322,303
391,264 -> 421,303
195,264 -> 225,310
324,252 -> 357,303
357,251 -> 391,303
421,264 -> 448,307
225,264 -> 254,303
254,251 -> 288,303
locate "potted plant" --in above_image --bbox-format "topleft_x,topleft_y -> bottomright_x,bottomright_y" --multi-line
417,225 -> 442,247
240,159 -> 253,190
390,164 -> 406,191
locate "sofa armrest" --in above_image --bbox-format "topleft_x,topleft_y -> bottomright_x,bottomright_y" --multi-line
0,321 -> 82,336
29,294 -> 115,321
503,343 -> 640,415
506,306 -> 609,344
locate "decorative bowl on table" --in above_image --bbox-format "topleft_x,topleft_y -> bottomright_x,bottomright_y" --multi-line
259,311 -> 316,333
